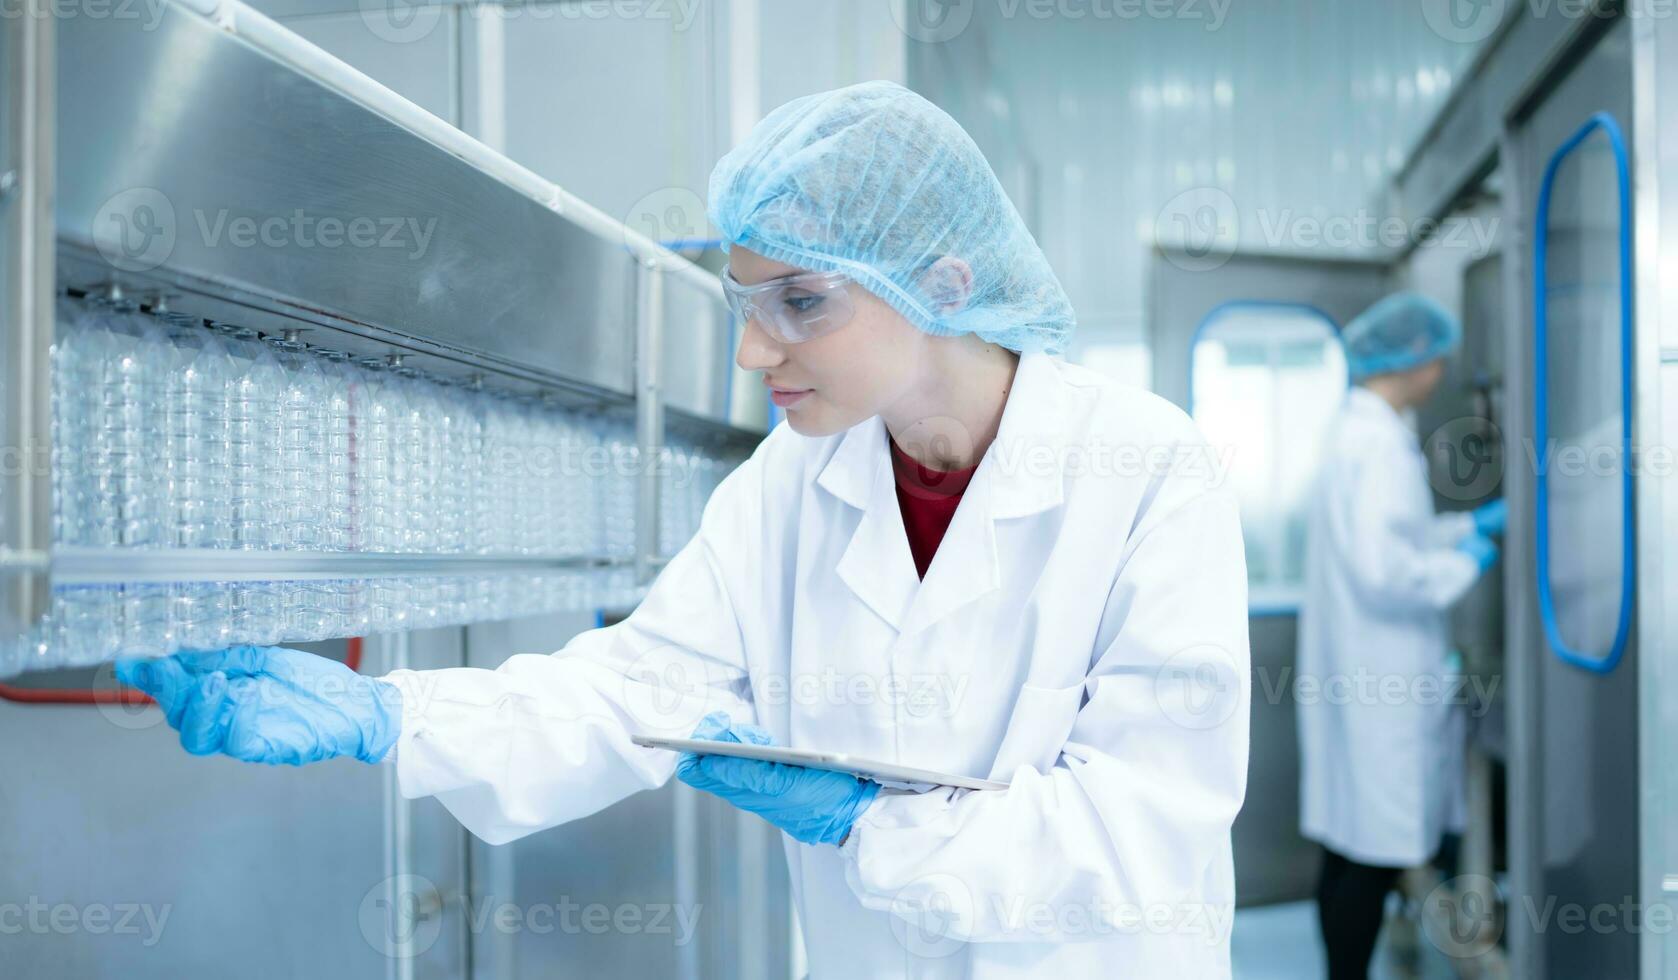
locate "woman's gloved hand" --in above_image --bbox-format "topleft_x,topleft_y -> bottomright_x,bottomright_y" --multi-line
114,646 -> 401,766
1471,498 -> 1508,537
1455,532 -> 1500,574
674,712 -> 879,847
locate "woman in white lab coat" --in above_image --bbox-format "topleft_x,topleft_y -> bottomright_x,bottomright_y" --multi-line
1296,293 -> 1505,980
119,81 -> 1252,977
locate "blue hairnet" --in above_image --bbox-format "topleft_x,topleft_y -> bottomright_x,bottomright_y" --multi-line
708,81 -> 1074,355
1342,293 -> 1462,380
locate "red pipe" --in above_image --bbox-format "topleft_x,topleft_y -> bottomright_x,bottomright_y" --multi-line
0,635 -> 365,706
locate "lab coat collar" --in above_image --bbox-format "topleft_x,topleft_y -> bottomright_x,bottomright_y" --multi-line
817,352 -> 1071,634
1346,385 -> 1419,441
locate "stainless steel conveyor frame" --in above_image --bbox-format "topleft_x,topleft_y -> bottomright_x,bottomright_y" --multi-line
0,0 -> 763,639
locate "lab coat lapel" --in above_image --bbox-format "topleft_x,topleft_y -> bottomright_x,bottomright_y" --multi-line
817,416 -> 920,632
900,352 -> 1069,635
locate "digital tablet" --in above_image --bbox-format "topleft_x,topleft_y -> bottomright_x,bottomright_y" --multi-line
631,734 -> 1010,792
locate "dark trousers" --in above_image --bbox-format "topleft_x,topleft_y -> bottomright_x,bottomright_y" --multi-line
1316,847 -> 1404,980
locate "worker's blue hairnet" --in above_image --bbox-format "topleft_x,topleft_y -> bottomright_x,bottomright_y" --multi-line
708,81 -> 1074,355
1342,293 -> 1461,380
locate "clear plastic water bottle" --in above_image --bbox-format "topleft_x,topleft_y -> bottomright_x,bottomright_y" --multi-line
356,356 -> 407,553
219,324 -> 285,551
215,325 -> 286,642
457,379 -> 490,555
391,360 -> 439,556
356,356 -> 409,633
51,294 -> 99,546
266,331 -> 330,551
156,308 -> 234,549
315,350 -> 359,552
85,295 -> 165,549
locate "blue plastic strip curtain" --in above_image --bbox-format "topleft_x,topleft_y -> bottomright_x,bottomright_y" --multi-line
1533,111 -> 1636,674
1186,300 -> 1342,616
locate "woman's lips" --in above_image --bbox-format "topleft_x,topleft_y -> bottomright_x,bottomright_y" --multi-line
769,387 -> 812,408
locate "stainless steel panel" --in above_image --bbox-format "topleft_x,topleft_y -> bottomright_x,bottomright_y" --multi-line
1394,0 -> 1616,235
0,638 -> 397,978
660,269 -> 734,425
1632,10 -> 1678,978
464,612 -> 793,979
1148,248 -> 1392,906
0,1 -> 54,630
56,7 -> 637,401
1506,20 -> 1639,978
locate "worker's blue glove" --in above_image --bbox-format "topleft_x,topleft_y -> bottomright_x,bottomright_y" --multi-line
114,646 -> 401,766
1471,498 -> 1508,537
1455,533 -> 1500,574
674,712 -> 879,847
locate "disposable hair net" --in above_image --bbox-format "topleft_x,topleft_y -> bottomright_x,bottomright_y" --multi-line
1342,292 -> 1461,380
708,81 -> 1074,354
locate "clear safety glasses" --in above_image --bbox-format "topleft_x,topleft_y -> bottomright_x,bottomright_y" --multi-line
721,268 -> 857,344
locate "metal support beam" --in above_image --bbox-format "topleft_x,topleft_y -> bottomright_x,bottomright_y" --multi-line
635,260 -> 666,587
0,0 -> 54,632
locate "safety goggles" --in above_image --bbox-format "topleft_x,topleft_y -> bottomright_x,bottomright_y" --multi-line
721,268 -> 857,344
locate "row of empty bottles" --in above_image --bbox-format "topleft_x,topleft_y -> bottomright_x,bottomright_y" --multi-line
54,291 -> 732,558
0,573 -> 644,675
0,292 -> 741,675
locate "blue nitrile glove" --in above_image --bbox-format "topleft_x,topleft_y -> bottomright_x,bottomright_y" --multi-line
1455,533 -> 1500,574
1471,498 -> 1508,537
674,711 -> 879,847
114,645 -> 401,766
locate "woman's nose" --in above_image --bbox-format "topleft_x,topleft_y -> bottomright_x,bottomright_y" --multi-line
735,318 -> 786,372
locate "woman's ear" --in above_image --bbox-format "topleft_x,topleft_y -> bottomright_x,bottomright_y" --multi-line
919,257 -> 974,316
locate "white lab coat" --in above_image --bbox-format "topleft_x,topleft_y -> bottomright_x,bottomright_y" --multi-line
382,352 -> 1252,977
1297,386 -> 1479,868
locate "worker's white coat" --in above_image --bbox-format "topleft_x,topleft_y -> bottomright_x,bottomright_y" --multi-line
1297,386 -> 1479,868
383,352 -> 1252,977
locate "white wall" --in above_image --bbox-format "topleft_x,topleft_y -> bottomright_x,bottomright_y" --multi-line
907,0 -> 1489,373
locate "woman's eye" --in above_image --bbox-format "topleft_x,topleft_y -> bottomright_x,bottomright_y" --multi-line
782,293 -> 825,315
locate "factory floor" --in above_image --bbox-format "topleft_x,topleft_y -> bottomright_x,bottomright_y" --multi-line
1232,900 -> 1462,980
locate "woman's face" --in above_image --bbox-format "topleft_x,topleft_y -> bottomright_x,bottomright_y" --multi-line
730,247 -> 931,437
